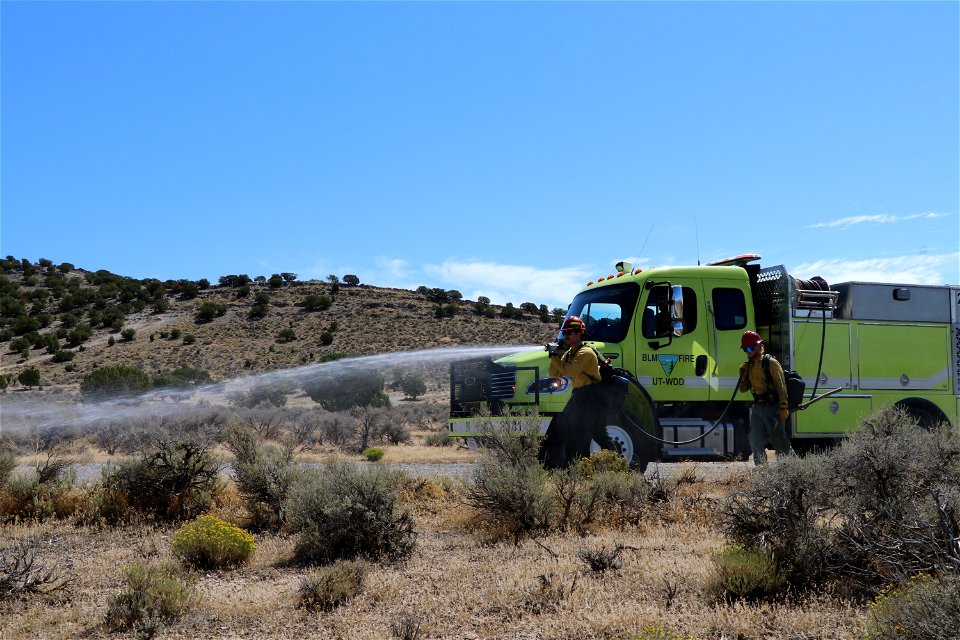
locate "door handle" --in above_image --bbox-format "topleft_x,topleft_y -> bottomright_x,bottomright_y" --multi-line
695,355 -> 708,377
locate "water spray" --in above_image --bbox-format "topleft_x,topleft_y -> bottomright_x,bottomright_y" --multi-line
0,345 -> 540,434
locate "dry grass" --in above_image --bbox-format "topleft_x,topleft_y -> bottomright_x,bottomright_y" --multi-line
0,472 -> 868,640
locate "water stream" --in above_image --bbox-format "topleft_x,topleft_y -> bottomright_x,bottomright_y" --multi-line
0,344 -> 540,433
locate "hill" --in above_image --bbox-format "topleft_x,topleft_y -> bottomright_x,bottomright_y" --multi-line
0,257 -> 561,392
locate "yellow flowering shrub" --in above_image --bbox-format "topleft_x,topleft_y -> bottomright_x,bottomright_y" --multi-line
577,448 -> 629,479
172,514 -> 255,569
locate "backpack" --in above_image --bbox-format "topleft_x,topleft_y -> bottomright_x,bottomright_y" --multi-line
760,354 -> 806,411
588,346 -> 623,382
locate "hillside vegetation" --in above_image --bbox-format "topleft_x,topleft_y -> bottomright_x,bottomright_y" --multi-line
0,256 -> 562,391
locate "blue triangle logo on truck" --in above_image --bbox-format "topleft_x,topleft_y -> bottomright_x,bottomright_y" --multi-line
658,354 -> 680,376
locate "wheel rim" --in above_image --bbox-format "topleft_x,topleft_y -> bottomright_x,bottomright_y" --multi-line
591,425 -> 634,461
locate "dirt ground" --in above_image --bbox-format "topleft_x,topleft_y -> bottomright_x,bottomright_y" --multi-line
0,463 -> 867,640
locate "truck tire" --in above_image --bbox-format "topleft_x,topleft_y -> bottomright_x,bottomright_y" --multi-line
903,405 -> 938,431
590,411 -> 658,473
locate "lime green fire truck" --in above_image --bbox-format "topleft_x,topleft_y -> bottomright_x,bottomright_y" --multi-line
449,255 -> 960,468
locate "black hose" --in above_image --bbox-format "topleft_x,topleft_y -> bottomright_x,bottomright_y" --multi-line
810,300 -> 827,399
619,372 -> 744,446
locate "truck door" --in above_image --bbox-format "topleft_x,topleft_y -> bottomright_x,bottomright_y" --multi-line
633,280 -> 709,402
704,282 -> 753,401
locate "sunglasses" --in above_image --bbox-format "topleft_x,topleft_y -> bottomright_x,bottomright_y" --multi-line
563,329 -> 582,336
742,345 -> 757,353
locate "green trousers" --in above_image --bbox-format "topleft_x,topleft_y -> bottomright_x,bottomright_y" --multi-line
749,404 -> 795,465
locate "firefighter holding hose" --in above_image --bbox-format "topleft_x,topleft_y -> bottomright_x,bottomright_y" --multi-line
738,330 -> 795,465
539,316 -> 617,468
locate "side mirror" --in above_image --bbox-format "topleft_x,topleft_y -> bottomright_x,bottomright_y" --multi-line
670,285 -> 684,336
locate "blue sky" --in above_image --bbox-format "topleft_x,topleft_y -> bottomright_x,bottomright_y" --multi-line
2,2 -> 957,310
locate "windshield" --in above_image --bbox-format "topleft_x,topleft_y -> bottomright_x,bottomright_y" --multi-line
562,282 -> 640,343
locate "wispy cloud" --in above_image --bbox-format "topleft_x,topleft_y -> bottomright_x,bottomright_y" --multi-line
793,252 -> 959,285
804,212 -> 950,229
422,260 -> 594,309
374,257 -> 411,282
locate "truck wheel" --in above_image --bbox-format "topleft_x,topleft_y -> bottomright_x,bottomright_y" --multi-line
903,405 -> 938,431
590,413 -> 657,473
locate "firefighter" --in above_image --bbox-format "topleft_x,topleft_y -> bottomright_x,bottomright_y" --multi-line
738,330 -> 795,465
539,316 -> 617,468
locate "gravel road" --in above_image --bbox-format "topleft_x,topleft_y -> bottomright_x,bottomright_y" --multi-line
15,459 -> 751,484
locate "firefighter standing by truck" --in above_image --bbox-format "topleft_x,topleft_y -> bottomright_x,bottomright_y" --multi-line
539,316 -> 617,468
738,330 -> 796,465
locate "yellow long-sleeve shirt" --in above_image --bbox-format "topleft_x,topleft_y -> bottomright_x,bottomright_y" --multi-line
549,345 -> 601,389
739,354 -> 788,407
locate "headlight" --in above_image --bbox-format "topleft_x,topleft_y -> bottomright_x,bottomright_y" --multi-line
526,377 -> 570,395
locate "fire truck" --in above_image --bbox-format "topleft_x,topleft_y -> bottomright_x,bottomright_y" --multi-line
449,255 -> 960,469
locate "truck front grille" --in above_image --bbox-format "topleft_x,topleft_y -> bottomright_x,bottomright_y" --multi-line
450,358 -> 517,417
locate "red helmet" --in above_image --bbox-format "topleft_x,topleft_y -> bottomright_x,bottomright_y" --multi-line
561,316 -> 586,332
741,331 -> 762,349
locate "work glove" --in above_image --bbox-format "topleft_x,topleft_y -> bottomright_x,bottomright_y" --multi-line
779,407 -> 790,422
738,362 -> 747,378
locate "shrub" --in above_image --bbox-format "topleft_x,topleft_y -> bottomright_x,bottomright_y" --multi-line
169,328 -> 182,340
182,333 -> 196,345
0,472 -> 87,522
576,449 -> 629,479
285,459 -> 416,565
276,328 -> 296,343
704,545 -> 788,602
303,367 -> 389,411
120,328 -> 136,342
379,421 -> 411,446
342,274 -> 360,286
9,336 -> 30,354
466,414 -> 555,539
423,430 -> 451,447
301,294 -> 332,312
362,447 -> 384,461
196,301 -> 226,322
391,612 -> 424,640
551,459 -> 648,532
0,538 -> 75,600
172,515 -> 255,570
51,350 -> 75,363
225,426 -> 299,531
17,367 -> 41,388
577,544 -> 625,573
104,562 -> 194,635
401,374 -> 427,400
0,451 -> 14,488
38,332 -> 60,354
80,365 -> 151,399
319,331 -> 333,346
107,336 -> 115,347
467,424 -> 649,539
864,574 -> 960,640
152,365 -> 212,390
297,560 -> 366,611
723,407 -> 960,596
229,382 -> 290,409
101,437 -> 222,523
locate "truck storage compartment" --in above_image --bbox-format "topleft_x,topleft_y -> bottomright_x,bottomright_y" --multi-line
794,395 -> 873,435
834,282 -> 952,322
857,324 -> 951,391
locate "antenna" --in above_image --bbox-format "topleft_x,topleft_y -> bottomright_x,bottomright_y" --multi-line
694,218 -> 701,266
638,223 -> 654,260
